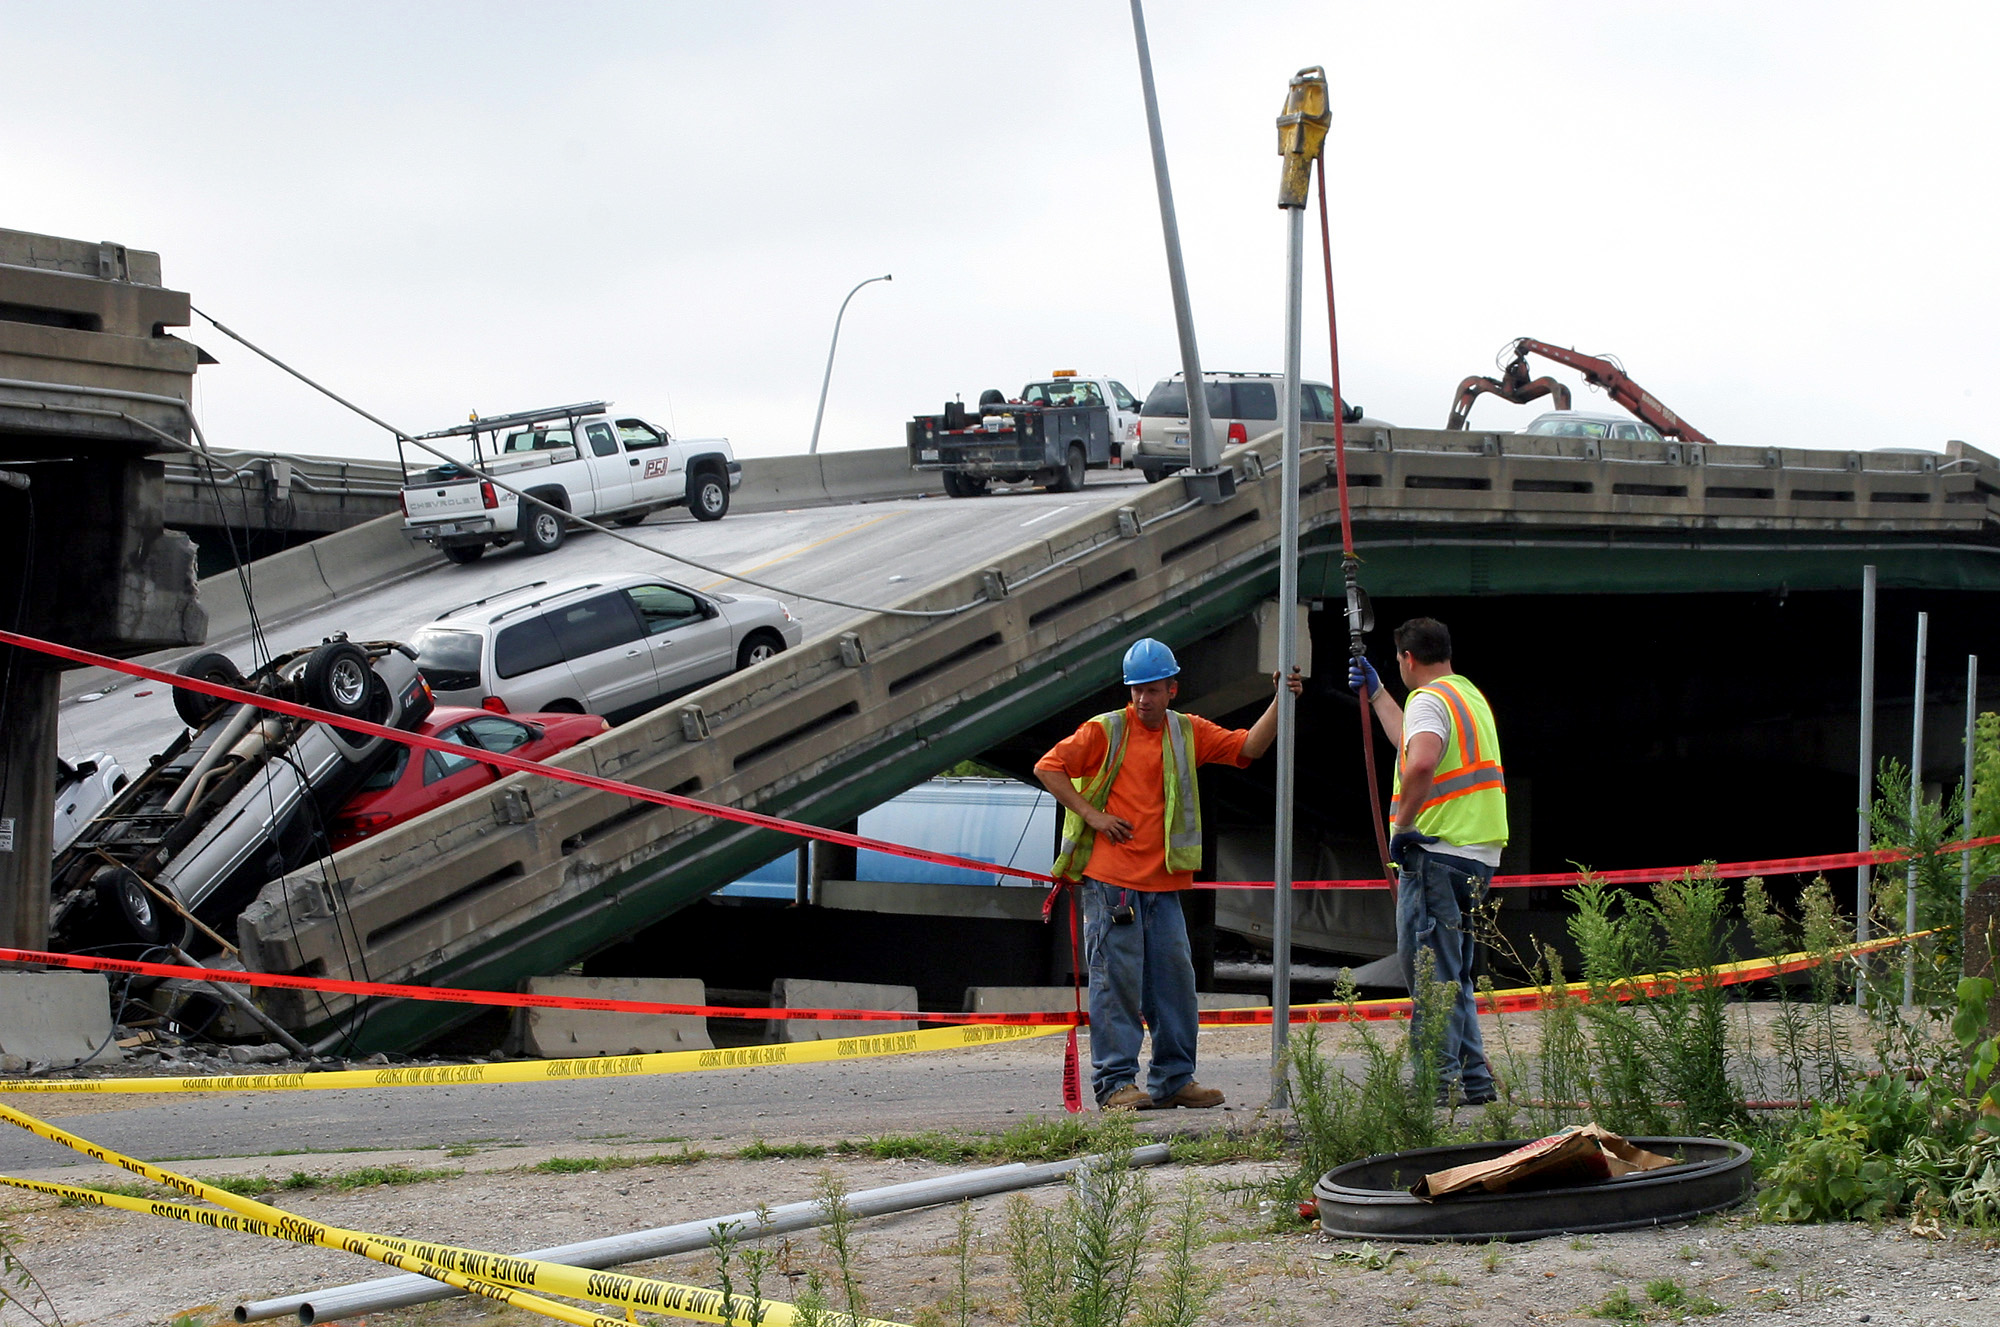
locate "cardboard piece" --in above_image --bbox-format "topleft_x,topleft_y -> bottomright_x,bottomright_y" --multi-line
1414,1124 -> 1675,1199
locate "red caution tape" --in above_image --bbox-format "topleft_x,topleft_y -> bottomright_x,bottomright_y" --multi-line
0,928 -> 1936,1033
21,628 -> 1993,901
0,946 -> 1078,1025
1198,836 -> 2000,893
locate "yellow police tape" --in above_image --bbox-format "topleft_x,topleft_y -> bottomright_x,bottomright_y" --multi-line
0,1018 -> 1066,1095
0,1100 -> 905,1327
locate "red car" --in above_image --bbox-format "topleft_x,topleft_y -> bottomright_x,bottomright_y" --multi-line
329,707 -> 609,851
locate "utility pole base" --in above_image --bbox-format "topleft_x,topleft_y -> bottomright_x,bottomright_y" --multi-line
1180,467 -> 1237,506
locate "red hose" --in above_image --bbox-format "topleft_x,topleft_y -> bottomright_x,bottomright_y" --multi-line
1316,154 -> 1394,881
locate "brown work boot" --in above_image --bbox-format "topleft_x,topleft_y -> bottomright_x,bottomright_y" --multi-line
1101,1083 -> 1150,1112
1147,1081 -> 1224,1110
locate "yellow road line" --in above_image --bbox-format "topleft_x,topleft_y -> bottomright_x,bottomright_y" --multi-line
699,511 -> 905,590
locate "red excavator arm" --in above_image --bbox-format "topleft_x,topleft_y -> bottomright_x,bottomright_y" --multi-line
1446,336 -> 1717,445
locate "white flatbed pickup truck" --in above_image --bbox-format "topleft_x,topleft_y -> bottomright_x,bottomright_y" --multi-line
399,401 -> 741,564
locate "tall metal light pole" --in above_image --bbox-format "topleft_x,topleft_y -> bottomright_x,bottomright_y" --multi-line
807,274 -> 892,455
1129,0 -> 1230,504
1268,67 -> 1330,1107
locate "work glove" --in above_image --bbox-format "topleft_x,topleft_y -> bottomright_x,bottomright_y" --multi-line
1389,829 -> 1438,870
1348,655 -> 1381,698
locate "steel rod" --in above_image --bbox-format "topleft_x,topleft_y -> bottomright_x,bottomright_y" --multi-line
1857,565 -> 1876,1003
1906,610 -> 1928,1008
240,1145 -> 1171,1323
167,946 -> 309,1058
807,275 -> 891,455
1128,0 -> 1216,475
1270,203 -> 1305,1106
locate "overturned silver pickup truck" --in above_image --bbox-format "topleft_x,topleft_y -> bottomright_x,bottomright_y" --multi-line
50,638 -> 433,956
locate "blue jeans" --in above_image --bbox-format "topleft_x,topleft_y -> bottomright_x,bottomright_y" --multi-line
1080,879 -> 1199,1105
1396,847 -> 1494,1098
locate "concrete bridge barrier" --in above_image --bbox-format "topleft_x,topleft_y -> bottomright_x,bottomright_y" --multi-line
734,446 -> 939,512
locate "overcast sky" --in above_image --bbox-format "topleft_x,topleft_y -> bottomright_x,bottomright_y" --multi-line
4,1 -> 1992,462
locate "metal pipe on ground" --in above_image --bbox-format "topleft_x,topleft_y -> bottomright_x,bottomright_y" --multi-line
237,1143 -> 1171,1323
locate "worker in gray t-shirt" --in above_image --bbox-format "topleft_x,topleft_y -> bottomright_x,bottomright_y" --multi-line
1350,616 -> 1508,1107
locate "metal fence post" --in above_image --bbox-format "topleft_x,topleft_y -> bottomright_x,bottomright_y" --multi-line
1856,565 -> 1875,1003
1905,610 -> 1928,1008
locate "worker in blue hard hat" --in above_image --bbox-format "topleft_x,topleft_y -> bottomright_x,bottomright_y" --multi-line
1035,636 -> 1301,1111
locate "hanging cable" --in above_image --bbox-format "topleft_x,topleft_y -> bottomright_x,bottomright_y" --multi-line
189,310 -> 990,621
1315,154 -> 1393,881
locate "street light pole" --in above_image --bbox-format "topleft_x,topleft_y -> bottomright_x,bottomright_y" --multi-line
807,274 -> 892,456
1129,0 -> 1230,504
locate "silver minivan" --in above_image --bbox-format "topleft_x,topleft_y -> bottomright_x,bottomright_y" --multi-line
1133,372 -> 1367,483
410,572 -> 804,722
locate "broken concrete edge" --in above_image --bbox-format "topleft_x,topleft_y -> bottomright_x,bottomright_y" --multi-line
0,971 -> 122,1069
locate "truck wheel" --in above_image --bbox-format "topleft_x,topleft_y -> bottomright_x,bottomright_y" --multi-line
941,471 -> 967,498
522,501 -> 568,554
1141,466 -> 1168,484
688,470 -> 729,522
92,865 -> 186,948
442,543 -> 485,565
303,641 -> 375,718
1049,444 -> 1086,494
173,651 -> 244,728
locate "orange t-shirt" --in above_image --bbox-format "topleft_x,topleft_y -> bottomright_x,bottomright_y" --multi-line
1035,706 -> 1252,892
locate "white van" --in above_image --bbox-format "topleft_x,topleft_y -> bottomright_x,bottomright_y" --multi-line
410,573 -> 803,723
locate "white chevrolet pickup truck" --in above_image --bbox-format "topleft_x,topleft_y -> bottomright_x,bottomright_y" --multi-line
399,401 -> 741,564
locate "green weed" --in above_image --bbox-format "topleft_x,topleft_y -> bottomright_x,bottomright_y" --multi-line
1646,1277 -> 1724,1317
528,1148 -> 707,1174
737,1140 -> 828,1161
1591,1286 -> 1643,1322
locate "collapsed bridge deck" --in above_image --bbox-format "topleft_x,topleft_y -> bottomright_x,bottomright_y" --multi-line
232,428 -> 1999,1051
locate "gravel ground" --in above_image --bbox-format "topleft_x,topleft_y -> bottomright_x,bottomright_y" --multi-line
1,1145 -> 1994,1327
0,1013 -> 1992,1325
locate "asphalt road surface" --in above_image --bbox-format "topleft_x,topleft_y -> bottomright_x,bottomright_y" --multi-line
57,472 -> 1149,773
0,1027 -> 1299,1177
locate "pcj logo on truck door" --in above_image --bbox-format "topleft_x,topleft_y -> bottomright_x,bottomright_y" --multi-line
643,458 -> 669,479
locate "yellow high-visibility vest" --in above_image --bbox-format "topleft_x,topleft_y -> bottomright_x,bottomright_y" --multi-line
1052,709 -> 1203,881
1390,674 -> 1508,846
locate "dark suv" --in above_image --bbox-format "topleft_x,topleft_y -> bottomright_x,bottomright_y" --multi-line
1133,372 -> 1364,483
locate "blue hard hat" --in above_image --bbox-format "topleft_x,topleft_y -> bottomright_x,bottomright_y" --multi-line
1122,638 -> 1180,685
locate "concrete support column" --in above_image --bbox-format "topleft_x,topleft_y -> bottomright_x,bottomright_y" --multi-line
809,822 -> 858,907
0,659 -> 58,950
